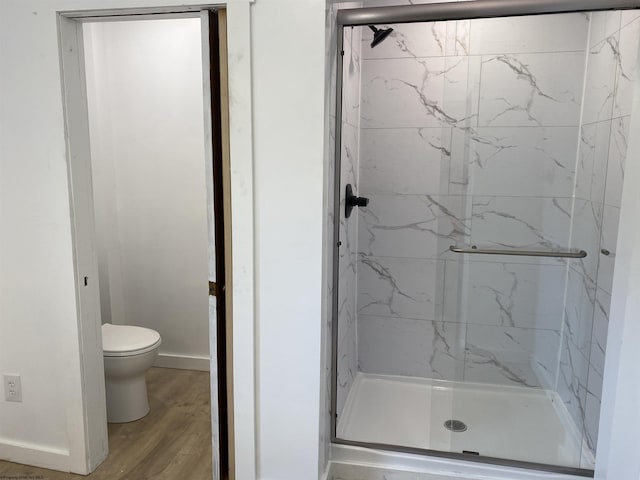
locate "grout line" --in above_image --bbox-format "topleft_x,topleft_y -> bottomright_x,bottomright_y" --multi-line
357,312 -> 565,332
355,192 -> 575,199
359,125 -> 582,130
361,49 -> 587,62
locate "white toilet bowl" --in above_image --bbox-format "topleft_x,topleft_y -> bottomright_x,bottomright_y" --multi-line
102,323 -> 161,423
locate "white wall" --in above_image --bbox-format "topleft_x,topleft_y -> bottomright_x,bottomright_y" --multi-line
83,18 -> 211,366
0,2 -> 92,472
251,1 -> 326,479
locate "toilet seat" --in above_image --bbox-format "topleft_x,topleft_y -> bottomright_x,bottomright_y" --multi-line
102,323 -> 161,357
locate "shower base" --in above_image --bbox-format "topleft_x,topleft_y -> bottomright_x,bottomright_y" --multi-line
337,373 -> 594,470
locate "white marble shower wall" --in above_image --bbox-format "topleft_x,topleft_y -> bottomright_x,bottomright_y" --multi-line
355,14 -> 591,389
561,10 -> 640,459
336,24 -> 363,419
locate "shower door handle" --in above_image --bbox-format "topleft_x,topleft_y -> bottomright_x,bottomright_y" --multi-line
345,184 -> 369,218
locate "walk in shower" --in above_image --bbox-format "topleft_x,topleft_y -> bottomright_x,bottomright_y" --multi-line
330,1 -> 640,475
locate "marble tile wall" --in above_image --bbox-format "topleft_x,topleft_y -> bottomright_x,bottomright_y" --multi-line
355,13 -> 590,390
336,23 -> 363,420
561,11 -> 640,461
332,6 -> 640,464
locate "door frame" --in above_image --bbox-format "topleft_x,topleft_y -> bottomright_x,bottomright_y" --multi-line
58,4 -> 256,478
206,9 -> 232,479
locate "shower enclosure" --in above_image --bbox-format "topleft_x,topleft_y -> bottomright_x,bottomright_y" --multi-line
330,1 -> 640,476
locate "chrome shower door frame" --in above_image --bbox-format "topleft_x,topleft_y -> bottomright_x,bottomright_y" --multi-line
330,0 -> 640,477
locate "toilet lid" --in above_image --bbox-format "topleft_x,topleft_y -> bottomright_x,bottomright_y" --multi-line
102,323 -> 161,356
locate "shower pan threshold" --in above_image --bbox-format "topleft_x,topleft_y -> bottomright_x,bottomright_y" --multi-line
338,373 -> 594,471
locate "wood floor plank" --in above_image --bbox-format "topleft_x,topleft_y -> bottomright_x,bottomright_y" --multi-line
0,368 -> 212,480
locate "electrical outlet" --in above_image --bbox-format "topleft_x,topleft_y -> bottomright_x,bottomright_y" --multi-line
4,374 -> 22,402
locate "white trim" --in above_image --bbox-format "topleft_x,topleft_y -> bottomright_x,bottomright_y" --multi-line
154,353 -> 211,372
0,441 -> 71,473
58,14 -> 109,474
72,11 -> 203,21
226,3 -> 257,480
61,5 -> 210,18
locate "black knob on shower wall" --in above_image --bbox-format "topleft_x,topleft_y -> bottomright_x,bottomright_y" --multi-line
345,184 -> 369,218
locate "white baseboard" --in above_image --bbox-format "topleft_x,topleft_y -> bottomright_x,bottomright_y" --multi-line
0,439 -> 71,473
154,352 -> 210,371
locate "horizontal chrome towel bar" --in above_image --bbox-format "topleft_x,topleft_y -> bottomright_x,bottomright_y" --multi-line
449,245 -> 587,258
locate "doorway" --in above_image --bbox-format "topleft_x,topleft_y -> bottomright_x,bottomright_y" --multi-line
54,9 -> 231,480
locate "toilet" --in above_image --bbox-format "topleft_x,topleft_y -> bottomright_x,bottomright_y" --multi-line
102,323 -> 162,423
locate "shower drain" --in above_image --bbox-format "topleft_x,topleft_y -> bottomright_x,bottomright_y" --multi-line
444,419 -> 467,432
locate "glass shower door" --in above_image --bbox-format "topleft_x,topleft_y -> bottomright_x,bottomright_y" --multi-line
334,6 -> 640,474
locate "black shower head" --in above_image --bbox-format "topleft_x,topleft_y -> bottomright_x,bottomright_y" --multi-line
368,25 -> 394,48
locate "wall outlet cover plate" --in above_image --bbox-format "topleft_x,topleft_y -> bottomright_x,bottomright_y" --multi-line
4,374 -> 22,402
